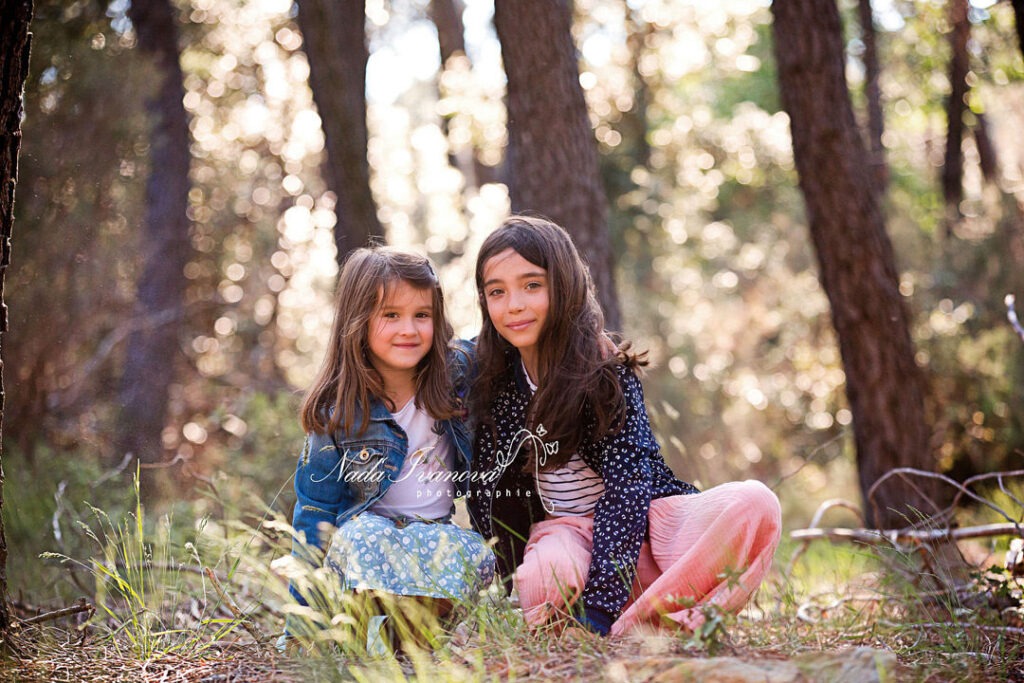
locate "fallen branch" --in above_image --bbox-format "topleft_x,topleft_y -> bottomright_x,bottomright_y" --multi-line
790,522 -> 1023,545
879,619 -> 1024,637
784,498 -> 864,578
21,598 -> 94,626
795,593 -> 883,624
867,467 -> 1024,534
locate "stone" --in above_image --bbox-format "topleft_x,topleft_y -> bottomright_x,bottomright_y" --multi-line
645,647 -> 897,683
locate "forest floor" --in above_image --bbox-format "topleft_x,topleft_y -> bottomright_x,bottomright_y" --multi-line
3,473 -> 1022,682
3,582 -> 1022,683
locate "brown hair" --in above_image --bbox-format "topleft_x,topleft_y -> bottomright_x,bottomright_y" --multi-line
472,215 -> 644,468
301,247 -> 457,436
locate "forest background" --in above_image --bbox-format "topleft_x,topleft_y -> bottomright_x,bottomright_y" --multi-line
1,0 -> 1024,679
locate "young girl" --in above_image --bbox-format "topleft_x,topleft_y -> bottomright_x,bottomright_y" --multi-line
287,247 -> 494,648
467,216 -> 781,637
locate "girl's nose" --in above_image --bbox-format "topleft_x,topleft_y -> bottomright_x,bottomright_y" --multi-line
508,292 -> 525,312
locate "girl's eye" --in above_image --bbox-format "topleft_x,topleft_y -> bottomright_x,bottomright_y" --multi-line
382,311 -> 399,319
415,312 -> 431,319
526,281 -> 542,290
486,288 -> 504,298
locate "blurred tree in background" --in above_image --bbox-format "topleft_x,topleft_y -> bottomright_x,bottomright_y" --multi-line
296,0 -> 384,261
2,0 -> 1024,601
494,0 -> 620,328
115,0 -> 191,495
1,0 -> 34,642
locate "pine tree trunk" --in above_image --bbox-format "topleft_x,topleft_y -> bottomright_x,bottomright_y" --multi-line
429,0 -> 499,189
0,0 -> 34,646
942,0 -> 970,228
624,5 -> 653,170
973,111 -> 998,183
296,0 -> 384,261
857,0 -> 888,192
116,0 -> 191,492
493,0 -> 621,329
772,0 -> 937,529
1011,0 -> 1024,61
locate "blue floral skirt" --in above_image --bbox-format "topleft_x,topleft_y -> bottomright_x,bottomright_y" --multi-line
325,512 -> 495,601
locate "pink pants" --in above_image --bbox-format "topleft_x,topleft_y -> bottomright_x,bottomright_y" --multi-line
514,480 -> 782,636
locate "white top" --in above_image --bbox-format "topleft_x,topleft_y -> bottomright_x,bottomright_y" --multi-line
370,398 -> 455,520
523,363 -> 605,517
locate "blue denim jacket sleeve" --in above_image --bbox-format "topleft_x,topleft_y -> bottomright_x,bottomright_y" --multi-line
450,338 -> 477,407
289,430 -> 346,608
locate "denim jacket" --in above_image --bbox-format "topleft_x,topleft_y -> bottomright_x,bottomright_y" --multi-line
288,340 -> 475,601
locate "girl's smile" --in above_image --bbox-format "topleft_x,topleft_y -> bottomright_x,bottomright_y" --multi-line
482,248 -> 550,380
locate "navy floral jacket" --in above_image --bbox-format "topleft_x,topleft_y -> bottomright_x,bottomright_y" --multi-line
467,353 -> 698,634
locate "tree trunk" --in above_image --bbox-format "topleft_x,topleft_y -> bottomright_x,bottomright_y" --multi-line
857,0 -> 888,192
772,0 -> 937,529
493,0 -> 621,330
624,3 -> 652,170
1011,0 -> 1024,60
429,0 -> 499,189
295,0 -> 384,261
942,0 -> 970,228
0,0 -> 34,647
117,0 -> 191,492
973,111 -> 998,183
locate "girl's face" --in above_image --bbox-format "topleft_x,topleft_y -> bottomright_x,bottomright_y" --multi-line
366,280 -> 435,383
482,248 -> 550,368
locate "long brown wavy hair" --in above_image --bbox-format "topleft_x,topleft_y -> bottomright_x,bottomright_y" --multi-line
472,215 -> 645,469
301,247 -> 457,436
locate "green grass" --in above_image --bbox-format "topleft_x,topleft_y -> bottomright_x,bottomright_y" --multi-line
3,454 -> 1022,681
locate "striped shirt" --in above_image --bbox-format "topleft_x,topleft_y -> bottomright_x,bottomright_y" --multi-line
523,363 -> 605,517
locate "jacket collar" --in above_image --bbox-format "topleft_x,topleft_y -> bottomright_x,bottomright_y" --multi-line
368,395 -> 399,422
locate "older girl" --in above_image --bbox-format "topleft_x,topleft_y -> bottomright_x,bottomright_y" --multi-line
468,216 -> 781,637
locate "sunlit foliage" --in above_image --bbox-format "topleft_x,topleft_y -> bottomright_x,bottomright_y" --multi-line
5,0 -> 1024,539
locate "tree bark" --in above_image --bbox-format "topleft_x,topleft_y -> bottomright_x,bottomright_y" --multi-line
429,0 -> 499,189
772,0 -> 937,529
116,0 -> 191,489
857,0 -> 888,193
430,0 -> 466,68
973,111 -> 998,183
493,0 -> 621,330
624,3 -> 652,170
1011,0 -> 1024,60
0,0 -> 34,646
942,0 -> 970,225
295,0 -> 384,261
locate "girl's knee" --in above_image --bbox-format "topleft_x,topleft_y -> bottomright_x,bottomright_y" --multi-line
732,480 -> 782,533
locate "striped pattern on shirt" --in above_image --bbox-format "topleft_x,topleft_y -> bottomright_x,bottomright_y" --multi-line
521,360 -> 605,517
535,453 -> 605,517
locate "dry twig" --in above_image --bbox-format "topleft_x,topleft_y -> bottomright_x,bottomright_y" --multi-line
21,598 -> 94,626
866,467 -> 1023,535
203,567 -> 266,645
790,522 -> 1022,545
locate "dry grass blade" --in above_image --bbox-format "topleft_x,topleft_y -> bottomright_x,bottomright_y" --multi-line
203,567 -> 266,645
